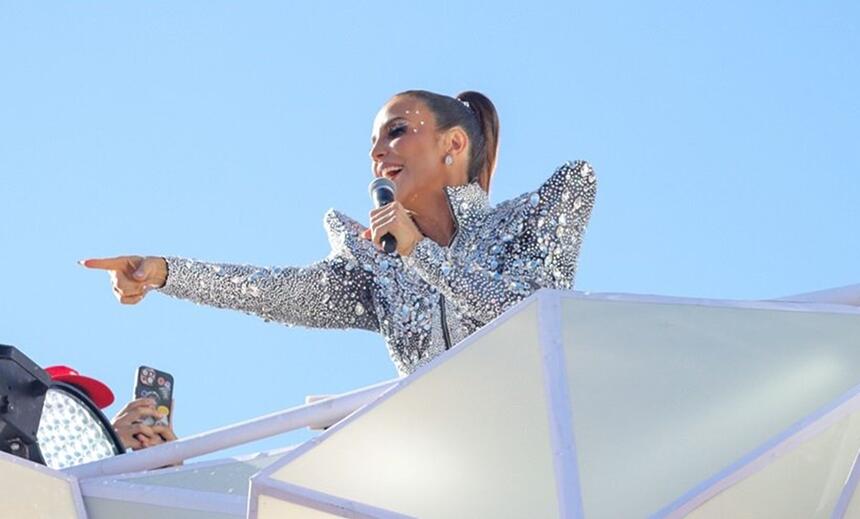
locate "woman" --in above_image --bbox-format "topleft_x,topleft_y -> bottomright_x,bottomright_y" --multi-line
83,90 -> 597,376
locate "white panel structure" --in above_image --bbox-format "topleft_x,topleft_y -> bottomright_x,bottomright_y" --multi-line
844,477 -> 860,518
252,300 -> 567,518
559,296 -> 860,518
81,449 -> 291,519
83,499 -> 240,519
0,451 -> 86,518
248,290 -> 860,518
19,286 -> 854,518
677,392 -> 860,518
257,495 -> 340,518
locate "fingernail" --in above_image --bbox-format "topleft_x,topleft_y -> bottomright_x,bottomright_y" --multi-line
77,260 -> 85,266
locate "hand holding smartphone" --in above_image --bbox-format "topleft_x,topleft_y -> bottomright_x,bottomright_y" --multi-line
133,366 -> 174,427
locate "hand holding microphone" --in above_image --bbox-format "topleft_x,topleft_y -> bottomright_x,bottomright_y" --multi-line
369,178 -> 398,253
364,178 -> 423,256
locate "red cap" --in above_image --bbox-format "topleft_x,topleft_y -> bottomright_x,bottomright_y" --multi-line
44,365 -> 116,409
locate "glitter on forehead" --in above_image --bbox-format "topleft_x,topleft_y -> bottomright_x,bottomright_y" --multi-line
159,161 -> 596,377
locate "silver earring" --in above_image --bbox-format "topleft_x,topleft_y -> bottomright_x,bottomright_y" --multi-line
444,154 -> 454,166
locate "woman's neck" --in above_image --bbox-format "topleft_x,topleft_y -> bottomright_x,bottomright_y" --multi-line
407,189 -> 457,247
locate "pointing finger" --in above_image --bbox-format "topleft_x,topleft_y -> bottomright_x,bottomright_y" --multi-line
81,257 -> 132,271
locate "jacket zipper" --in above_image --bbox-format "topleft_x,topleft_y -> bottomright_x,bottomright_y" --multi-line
439,294 -> 453,350
438,191 -> 460,351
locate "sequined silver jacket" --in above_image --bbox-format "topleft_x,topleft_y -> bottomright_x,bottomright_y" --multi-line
159,161 -> 596,375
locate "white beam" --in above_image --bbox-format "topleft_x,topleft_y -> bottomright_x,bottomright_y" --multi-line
65,378 -> 398,479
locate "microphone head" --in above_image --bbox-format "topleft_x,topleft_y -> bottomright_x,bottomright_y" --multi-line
368,177 -> 396,198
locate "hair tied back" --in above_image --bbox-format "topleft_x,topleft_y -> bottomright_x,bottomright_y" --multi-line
396,89 -> 500,193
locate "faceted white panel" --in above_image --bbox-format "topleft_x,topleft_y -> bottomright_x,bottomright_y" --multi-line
260,301 -> 562,518
84,498 -> 240,519
0,451 -> 84,519
258,494 -> 341,518
118,450 -> 287,494
560,296 -> 860,518
845,483 -> 860,518
682,401 -> 860,518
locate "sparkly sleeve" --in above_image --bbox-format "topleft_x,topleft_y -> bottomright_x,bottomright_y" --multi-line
404,161 -> 597,323
157,255 -> 379,331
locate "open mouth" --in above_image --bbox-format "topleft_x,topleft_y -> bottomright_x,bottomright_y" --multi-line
381,166 -> 404,180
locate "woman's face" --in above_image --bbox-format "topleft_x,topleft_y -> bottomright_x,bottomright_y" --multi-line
369,96 -> 450,207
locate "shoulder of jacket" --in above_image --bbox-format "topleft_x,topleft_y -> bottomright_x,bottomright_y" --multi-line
541,160 -> 595,191
491,160 -> 595,214
323,209 -> 383,263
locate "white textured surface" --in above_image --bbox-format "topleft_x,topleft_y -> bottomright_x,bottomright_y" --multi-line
258,494 -> 339,518
267,301 -> 560,518
0,452 -> 82,519
84,497 -> 240,519
560,297 -> 860,517
845,482 -> 860,518
684,407 -> 860,518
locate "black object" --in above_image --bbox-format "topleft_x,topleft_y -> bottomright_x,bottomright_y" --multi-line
0,345 -> 52,464
0,344 -> 124,468
368,177 -> 398,254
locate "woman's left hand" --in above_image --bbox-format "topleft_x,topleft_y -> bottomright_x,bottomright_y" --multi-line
362,201 -> 423,256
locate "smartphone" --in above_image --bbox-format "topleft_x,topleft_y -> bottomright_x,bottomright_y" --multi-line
133,366 -> 173,427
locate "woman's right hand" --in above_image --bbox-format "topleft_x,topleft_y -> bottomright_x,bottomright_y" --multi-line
81,256 -> 168,305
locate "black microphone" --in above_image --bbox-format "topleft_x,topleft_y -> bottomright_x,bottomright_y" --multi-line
368,177 -> 397,253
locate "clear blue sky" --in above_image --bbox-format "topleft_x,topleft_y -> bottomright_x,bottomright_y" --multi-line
1,2 -> 857,457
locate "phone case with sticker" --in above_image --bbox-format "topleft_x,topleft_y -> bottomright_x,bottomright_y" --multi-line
133,366 -> 173,427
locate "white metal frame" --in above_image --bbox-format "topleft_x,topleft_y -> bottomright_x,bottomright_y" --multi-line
66,379 -> 399,479
538,292 -> 585,518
